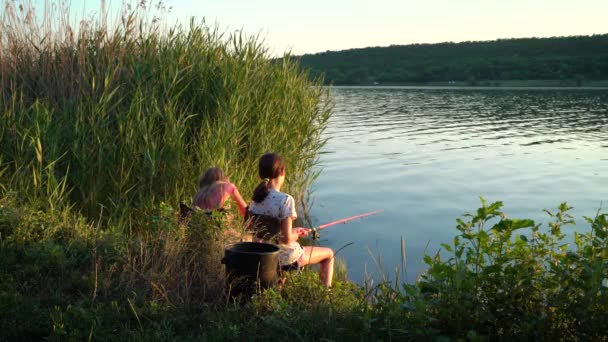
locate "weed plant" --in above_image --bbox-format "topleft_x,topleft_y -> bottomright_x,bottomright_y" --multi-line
417,199 -> 608,339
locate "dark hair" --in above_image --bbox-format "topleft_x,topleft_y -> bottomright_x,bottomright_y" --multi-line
252,153 -> 285,203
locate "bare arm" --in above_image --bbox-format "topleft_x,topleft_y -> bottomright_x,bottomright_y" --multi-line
230,187 -> 248,218
280,218 -> 311,244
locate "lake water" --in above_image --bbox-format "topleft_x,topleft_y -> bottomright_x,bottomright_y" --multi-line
309,86 -> 608,284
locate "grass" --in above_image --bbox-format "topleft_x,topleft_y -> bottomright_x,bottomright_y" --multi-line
1,0 -> 330,226
2,193 -> 607,340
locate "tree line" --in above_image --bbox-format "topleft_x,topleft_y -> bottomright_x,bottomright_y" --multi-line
295,34 -> 608,85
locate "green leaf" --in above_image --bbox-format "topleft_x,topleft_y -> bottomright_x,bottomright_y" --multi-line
511,219 -> 535,230
493,218 -> 535,232
483,265 -> 501,274
492,220 -> 511,232
423,255 -> 433,265
487,201 -> 504,214
478,230 -> 489,246
558,202 -> 573,212
456,247 -> 464,259
479,196 -> 487,208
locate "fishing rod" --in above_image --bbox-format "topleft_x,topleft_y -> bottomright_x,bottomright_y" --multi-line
311,209 -> 384,240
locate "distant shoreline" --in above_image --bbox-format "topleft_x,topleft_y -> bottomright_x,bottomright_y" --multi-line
296,35 -> 608,87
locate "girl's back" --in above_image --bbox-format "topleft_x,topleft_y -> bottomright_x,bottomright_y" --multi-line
248,188 -> 295,220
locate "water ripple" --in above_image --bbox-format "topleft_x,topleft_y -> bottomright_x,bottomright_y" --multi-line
328,88 -> 608,151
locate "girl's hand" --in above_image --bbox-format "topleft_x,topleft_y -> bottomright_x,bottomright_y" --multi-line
295,227 -> 311,237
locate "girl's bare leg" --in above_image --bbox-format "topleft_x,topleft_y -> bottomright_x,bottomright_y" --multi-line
300,246 -> 334,286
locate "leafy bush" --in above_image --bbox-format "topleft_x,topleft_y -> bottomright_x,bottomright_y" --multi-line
0,200 -> 121,339
418,199 -> 608,339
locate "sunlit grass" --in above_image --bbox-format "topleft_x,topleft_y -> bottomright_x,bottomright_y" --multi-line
0,0 -> 330,227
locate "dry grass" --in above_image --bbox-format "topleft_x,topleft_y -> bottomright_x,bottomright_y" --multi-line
119,209 -> 252,305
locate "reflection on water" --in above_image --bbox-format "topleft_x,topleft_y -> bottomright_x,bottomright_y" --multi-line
311,87 -> 608,284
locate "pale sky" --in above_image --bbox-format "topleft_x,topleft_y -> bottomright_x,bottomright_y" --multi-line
32,0 -> 608,56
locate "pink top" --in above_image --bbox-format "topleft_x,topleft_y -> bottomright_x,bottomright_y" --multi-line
193,182 -> 236,210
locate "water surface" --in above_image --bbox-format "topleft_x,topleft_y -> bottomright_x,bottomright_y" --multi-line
310,86 -> 608,284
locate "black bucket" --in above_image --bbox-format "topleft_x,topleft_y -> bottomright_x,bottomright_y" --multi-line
222,242 -> 280,299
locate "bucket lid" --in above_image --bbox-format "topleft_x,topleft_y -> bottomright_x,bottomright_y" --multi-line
225,242 -> 280,255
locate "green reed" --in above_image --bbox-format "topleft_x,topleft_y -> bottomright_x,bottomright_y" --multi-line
0,0 -> 330,226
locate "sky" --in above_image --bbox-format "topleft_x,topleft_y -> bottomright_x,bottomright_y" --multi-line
29,0 -> 608,56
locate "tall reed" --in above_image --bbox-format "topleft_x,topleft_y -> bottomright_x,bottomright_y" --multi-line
0,0 -> 330,227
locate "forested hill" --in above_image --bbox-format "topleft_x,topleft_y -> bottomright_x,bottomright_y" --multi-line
296,35 -> 608,85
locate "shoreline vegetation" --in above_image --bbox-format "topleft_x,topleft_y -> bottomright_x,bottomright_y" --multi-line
295,34 -> 608,87
1,1 -> 607,340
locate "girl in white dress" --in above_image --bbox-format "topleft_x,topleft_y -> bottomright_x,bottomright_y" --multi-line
248,153 -> 334,287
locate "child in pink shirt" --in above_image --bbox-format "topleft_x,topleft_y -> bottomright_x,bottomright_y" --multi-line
192,167 -> 247,218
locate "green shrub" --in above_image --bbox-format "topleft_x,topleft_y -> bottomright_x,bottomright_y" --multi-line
0,201 -> 121,339
419,198 -> 608,339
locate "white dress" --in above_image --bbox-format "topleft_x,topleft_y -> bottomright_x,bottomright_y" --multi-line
248,189 -> 303,265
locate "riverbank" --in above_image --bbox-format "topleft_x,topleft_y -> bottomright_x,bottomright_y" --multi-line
1,194 -> 606,340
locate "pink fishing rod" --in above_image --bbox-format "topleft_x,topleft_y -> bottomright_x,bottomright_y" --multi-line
311,210 -> 384,240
